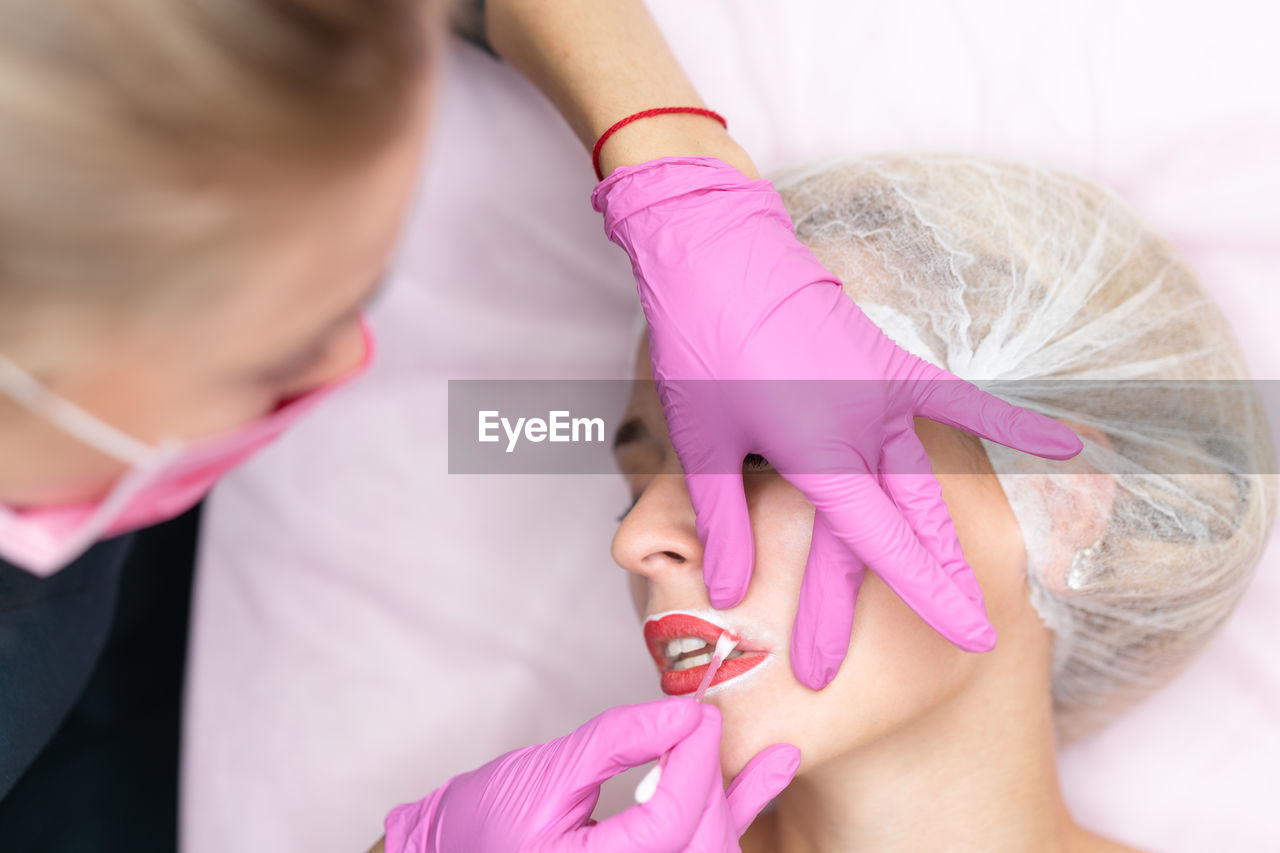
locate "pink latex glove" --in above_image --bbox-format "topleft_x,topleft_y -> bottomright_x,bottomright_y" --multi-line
591,156 -> 1083,689
384,698 -> 798,852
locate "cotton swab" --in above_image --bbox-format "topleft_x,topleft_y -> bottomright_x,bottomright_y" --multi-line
693,632 -> 739,703
635,632 -> 740,804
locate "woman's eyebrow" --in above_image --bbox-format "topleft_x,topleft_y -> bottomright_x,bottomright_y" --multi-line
612,416 -> 648,449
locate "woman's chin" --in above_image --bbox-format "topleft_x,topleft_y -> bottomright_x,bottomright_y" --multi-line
718,734 -> 763,781
713,699 -> 807,780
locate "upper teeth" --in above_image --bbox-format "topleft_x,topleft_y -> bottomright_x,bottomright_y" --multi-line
665,638 -> 706,658
661,637 -> 751,671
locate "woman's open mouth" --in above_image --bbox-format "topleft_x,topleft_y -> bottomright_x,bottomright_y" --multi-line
643,611 -> 770,696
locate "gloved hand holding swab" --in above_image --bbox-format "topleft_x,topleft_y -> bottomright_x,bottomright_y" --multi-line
634,632 -> 739,804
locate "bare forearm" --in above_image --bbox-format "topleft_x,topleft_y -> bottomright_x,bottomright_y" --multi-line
485,0 -> 758,178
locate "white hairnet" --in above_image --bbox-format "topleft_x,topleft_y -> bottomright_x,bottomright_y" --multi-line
772,154 -> 1277,740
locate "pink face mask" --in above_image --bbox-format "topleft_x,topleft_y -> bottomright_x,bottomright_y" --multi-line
0,319 -> 376,577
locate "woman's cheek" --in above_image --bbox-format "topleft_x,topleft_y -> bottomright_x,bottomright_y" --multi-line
832,574 -> 982,738
745,479 -> 816,600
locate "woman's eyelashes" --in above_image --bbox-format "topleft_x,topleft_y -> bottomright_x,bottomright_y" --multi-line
617,493 -> 641,522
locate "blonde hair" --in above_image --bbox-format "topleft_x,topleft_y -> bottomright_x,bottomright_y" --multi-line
0,0 -> 436,340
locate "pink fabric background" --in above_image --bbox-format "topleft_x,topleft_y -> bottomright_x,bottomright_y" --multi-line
183,2 -> 1280,850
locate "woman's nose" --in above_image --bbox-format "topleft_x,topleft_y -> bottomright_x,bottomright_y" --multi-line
611,474 -> 704,581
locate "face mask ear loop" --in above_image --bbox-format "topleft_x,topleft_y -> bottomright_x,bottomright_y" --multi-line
0,352 -> 156,466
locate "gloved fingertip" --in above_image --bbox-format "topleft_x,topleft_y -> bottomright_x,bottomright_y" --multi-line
789,620 -> 842,691
793,653 -> 838,691
1019,413 -> 1084,459
773,744 -> 802,780
964,621 -> 998,653
708,585 -> 746,610
811,667 -> 840,691
704,559 -> 749,609
700,517 -> 754,608
742,744 -> 802,802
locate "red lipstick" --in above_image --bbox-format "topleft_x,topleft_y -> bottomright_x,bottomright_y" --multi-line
643,613 -> 768,696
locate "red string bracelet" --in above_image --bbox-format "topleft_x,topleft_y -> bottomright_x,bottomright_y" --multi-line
591,107 -> 728,181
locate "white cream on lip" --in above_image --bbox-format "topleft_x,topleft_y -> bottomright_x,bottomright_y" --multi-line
699,653 -> 773,697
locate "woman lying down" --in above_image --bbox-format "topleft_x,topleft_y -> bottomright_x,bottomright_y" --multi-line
610,154 -> 1276,852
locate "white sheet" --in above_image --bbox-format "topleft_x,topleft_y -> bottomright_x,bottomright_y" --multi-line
183,3 -> 1280,850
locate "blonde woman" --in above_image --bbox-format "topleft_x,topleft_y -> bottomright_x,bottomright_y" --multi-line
612,155 -> 1275,852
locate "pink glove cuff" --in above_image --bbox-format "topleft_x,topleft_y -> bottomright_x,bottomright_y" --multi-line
591,156 -> 772,233
384,781 -> 448,853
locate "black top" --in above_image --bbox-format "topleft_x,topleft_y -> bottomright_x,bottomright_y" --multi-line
0,505 -> 200,852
